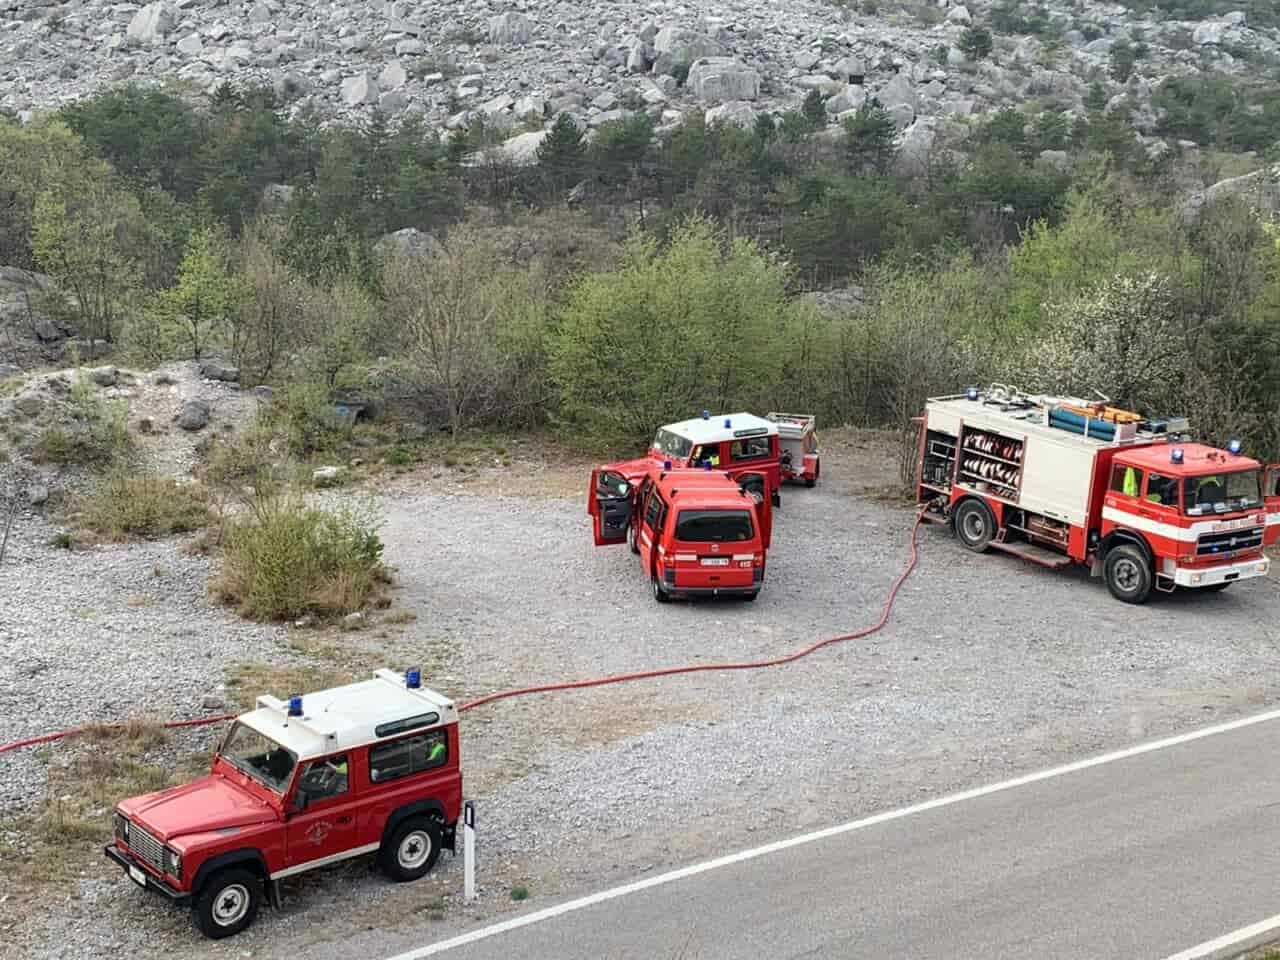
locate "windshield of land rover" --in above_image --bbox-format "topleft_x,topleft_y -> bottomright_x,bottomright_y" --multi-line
675,509 -> 754,542
219,722 -> 296,792
1182,470 -> 1262,515
653,428 -> 693,461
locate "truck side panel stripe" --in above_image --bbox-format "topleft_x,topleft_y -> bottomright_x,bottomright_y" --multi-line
269,842 -> 381,880
1100,507 -> 1267,544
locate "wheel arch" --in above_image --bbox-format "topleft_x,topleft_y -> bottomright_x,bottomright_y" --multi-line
382,799 -> 453,852
1097,528 -> 1153,571
191,848 -> 269,897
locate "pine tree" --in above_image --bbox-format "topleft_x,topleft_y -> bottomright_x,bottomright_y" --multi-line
959,25 -> 994,62
535,113 -> 586,195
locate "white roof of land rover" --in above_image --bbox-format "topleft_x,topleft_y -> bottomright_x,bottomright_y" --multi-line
238,669 -> 457,760
660,412 -> 777,446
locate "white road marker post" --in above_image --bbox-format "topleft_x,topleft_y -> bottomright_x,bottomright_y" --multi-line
463,800 -> 476,902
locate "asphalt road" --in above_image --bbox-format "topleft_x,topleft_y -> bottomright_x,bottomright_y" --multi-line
394,713 -> 1280,960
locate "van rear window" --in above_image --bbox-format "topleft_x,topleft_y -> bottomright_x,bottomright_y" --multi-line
674,509 -> 754,542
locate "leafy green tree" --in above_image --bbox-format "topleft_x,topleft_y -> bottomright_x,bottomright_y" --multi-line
32,178 -> 145,349
550,216 -> 793,444
588,113 -> 654,187
1109,37 -> 1143,83
1084,80 -> 1110,114
959,25 -> 994,61
841,105 -> 897,175
153,224 -> 236,359
1030,110 -> 1071,153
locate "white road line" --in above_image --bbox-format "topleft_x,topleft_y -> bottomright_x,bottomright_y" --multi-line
1158,912 -> 1280,960
386,705 -> 1280,960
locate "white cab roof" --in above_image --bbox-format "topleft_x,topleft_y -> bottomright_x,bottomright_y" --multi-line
659,412 -> 777,447
238,669 -> 457,761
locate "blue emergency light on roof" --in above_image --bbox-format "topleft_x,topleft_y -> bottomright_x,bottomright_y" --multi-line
288,695 -> 303,717
406,667 -> 421,689
702,410 -> 710,420
663,459 -> 672,470
966,387 -> 979,401
724,418 -> 731,428
704,460 -> 712,470
1228,439 -> 1242,455
1171,447 -> 1185,464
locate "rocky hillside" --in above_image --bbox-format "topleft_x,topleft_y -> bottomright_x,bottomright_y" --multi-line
2,0 -> 1278,146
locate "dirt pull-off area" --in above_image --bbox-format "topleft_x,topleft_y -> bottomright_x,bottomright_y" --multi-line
5,426 -> 1280,960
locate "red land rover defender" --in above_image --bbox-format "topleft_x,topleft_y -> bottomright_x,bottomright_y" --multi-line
589,462 -> 773,602
601,412 -> 785,508
105,669 -> 462,939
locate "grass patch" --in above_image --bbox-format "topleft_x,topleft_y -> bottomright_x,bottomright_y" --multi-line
0,722 -> 210,921
510,885 -> 530,901
31,370 -> 132,469
384,609 -> 419,625
71,469 -> 210,541
225,662 -> 360,711
211,494 -> 390,621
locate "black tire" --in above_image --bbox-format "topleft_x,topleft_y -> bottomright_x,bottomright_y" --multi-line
192,868 -> 261,940
627,522 -> 639,555
953,499 -> 996,553
804,477 -> 816,488
743,591 -> 758,602
652,574 -> 670,604
379,817 -> 442,883
1104,544 -> 1153,604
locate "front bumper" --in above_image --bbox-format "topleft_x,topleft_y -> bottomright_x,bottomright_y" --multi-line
1173,557 -> 1270,588
104,843 -> 189,905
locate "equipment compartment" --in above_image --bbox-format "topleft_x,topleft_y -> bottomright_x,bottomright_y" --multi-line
958,426 -> 1024,500
921,429 -> 958,491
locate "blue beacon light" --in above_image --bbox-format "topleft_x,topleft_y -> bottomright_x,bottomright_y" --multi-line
1228,439 -> 1242,455
288,695 -> 303,717
406,667 -> 421,689
702,410 -> 710,420
966,387 -> 979,401
1170,447 -> 1184,464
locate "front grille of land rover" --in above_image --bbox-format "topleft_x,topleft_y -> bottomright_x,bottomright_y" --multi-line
127,823 -> 166,873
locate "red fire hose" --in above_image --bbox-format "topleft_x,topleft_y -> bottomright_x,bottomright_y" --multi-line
0,511 -> 925,754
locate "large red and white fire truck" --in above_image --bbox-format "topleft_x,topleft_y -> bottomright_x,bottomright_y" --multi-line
601,411 -> 785,507
589,461 -> 772,601
916,387 -> 1280,603
767,412 -> 821,487
106,669 -> 461,939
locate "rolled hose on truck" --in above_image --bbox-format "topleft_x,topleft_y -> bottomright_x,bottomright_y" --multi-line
0,511 -> 926,755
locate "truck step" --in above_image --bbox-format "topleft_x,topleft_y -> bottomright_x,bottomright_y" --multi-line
988,539 -> 1073,569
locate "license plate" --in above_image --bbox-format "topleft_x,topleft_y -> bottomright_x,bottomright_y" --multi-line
701,557 -> 729,566
129,865 -> 147,887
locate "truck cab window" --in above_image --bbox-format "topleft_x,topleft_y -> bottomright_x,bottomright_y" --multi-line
1146,473 -> 1178,508
1110,464 -> 1145,498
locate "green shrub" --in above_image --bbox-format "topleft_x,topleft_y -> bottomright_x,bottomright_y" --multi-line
213,495 -> 388,621
32,372 -> 132,468
75,470 -> 209,540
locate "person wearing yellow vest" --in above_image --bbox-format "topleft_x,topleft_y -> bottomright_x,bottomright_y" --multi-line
1123,466 -> 1139,497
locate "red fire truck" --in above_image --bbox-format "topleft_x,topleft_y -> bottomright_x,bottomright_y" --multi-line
916,387 -> 1280,603
105,669 -> 461,939
767,412 -> 820,487
588,461 -> 772,602
599,411 -> 784,507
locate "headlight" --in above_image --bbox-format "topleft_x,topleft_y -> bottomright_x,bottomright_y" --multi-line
114,812 -> 129,842
165,848 -> 181,878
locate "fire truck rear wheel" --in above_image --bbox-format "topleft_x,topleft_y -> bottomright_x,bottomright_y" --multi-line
380,817 -> 442,882
1104,544 -> 1153,604
954,499 -> 995,553
652,575 -> 670,604
193,867 -> 261,939
627,522 -> 639,555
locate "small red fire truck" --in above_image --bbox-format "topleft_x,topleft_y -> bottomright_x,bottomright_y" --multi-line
589,461 -> 772,602
604,411 -> 784,507
767,412 -> 820,487
105,669 -> 461,939
916,387 -> 1280,603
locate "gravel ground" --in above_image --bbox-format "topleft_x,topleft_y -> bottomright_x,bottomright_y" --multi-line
7,446 -> 1280,960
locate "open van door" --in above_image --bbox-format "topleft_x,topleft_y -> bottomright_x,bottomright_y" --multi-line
1265,464 -> 1280,546
589,469 -> 633,546
738,472 -> 772,549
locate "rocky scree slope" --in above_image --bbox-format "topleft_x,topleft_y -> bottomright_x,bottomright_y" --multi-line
1,0 -> 1277,159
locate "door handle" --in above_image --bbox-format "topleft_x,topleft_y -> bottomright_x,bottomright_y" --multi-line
336,816 -> 352,824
